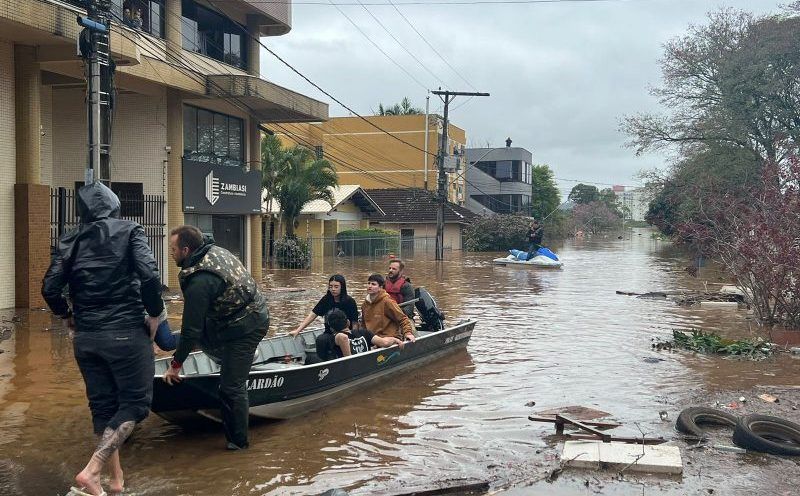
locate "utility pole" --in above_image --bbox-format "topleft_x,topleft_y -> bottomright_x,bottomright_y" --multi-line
431,90 -> 489,261
78,0 -> 114,185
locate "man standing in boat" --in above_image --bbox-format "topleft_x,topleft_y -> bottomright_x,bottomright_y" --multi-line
385,259 -> 415,320
526,219 -> 544,259
163,225 -> 269,450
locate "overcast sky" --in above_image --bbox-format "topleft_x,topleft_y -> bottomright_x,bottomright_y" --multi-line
260,0 -> 783,197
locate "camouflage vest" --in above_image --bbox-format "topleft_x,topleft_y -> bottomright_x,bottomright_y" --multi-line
179,245 -> 261,322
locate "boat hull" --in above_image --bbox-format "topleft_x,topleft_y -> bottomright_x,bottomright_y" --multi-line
492,256 -> 563,268
152,320 -> 476,421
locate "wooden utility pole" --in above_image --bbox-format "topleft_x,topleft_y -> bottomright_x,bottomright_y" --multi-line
431,90 -> 489,260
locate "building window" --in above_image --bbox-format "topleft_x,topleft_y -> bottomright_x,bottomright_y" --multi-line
183,105 -> 245,167
181,0 -> 247,69
472,193 -> 530,214
315,145 -> 324,160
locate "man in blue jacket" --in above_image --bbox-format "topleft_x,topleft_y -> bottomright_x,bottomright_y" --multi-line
42,182 -> 163,496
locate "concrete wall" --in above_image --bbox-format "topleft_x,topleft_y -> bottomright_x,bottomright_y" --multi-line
50,88 -> 168,194
371,222 -> 464,251
0,40 -> 16,308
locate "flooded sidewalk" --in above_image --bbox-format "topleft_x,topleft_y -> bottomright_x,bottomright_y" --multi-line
1,231 -> 799,495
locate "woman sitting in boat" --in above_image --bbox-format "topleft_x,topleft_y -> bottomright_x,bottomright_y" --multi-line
290,274 -> 359,337
316,309 -> 403,362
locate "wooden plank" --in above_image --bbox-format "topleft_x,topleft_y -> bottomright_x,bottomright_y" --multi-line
557,414 -> 611,441
565,434 -> 666,445
528,415 -> 621,429
534,405 -> 611,420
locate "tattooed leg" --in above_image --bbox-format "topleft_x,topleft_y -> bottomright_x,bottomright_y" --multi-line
75,421 -> 135,495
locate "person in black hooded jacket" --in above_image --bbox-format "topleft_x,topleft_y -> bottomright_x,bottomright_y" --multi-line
42,181 -> 163,496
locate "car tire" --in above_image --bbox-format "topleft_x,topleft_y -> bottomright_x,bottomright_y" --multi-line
675,407 -> 738,437
732,414 -> 800,456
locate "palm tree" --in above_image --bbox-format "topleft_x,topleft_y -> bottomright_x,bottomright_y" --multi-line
275,146 -> 339,238
261,134 -> 289,217
376,97 -> 423,116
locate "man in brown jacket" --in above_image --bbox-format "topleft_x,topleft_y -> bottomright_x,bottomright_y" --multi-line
360,273 -> 416,343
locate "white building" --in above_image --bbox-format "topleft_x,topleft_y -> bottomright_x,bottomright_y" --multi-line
615,187 -> 650,222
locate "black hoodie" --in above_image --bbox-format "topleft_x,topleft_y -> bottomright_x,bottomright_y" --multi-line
42,182 -> 163,331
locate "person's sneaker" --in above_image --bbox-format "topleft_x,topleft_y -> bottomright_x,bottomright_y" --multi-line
226,441 -> 248,450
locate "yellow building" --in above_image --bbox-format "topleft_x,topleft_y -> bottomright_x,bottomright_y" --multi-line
1,0 -> 327,307
275,115 -> 467,205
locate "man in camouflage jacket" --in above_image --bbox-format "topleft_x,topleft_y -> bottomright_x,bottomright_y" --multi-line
164,225 -> 269,450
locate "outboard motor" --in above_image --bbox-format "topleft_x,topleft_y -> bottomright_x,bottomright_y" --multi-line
414,287 -> 445,331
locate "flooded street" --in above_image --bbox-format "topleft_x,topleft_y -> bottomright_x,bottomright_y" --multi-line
2,230 -> 799,495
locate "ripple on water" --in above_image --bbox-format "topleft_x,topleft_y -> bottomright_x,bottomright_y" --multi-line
4,235 -> 800,494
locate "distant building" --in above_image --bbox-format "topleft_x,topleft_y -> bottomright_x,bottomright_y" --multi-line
614,186 -> 649,222
275,115 -> 467,205
464,138 -> 533,215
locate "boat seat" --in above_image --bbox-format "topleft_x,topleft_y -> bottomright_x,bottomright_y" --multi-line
253,334 -> 308,364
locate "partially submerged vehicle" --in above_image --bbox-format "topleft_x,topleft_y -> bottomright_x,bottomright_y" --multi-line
151,288 -> 475,422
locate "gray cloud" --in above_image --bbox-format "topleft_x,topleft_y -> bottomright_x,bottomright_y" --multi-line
261,0 -> 782,193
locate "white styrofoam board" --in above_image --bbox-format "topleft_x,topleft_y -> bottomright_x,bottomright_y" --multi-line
561,440 -> 683,475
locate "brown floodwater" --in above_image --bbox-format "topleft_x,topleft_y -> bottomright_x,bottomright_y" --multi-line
1,228 -> 799,495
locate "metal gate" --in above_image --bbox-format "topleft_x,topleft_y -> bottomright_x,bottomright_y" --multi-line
50,187 -> 167,279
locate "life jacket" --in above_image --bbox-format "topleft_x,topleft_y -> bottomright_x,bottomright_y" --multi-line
384,275 -> 407,304
179,245 -> 262,322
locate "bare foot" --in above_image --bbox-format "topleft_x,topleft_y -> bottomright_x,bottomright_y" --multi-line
75,469 -> 104,496
108,473 -> 123,495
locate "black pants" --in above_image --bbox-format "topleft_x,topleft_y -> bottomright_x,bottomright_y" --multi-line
74,328 -> 154,435
205,328 -> 268,448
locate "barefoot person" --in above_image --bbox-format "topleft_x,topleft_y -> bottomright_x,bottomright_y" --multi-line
42,182 -> 163,496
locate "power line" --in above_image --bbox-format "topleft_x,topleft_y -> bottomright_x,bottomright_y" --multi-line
202,0 -> 440,158
356,0 -> 450,87
327,0 -> 429,91
387,0 -> 476,91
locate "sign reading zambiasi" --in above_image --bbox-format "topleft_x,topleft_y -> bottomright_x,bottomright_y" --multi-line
183,160 -> 262,214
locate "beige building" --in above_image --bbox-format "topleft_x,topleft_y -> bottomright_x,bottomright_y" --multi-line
1,0 -> 327,308
263,184 -> 383,257
275,115 -> 468,206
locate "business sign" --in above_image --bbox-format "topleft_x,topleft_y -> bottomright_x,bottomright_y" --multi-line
183,160 -> 262,215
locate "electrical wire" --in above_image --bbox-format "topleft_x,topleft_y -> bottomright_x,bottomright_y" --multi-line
326,0 -> 429,91
387,0 -> 476,91
355,0 -> 450,87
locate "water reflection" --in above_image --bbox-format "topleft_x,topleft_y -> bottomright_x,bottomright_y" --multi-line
1,231 -> 799,494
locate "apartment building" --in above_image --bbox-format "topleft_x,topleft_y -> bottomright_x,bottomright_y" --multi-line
464,141 -> 533,215
1,0 -> 327,308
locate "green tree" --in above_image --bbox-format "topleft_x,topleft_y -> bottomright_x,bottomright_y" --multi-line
271,145 -> 339,238
376,97 -> 423,116
622,7 -> 800,166
261,134 -> 290,217
529,164 -> 561,220
568,183 -> 600,204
